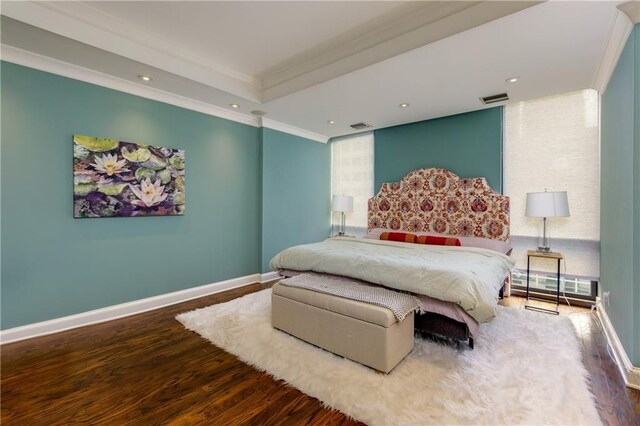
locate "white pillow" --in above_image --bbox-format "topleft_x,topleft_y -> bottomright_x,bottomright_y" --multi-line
364,228 -> 512,255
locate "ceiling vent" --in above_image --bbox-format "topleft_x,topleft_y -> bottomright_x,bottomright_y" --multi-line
480,93 -> 509,105
350,122 -> 373,130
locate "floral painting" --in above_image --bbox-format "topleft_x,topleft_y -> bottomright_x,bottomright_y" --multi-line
73,135 -> 185,218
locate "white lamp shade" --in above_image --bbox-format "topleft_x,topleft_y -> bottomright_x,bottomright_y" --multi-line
525,191 -> 570,218
331,195 -> 354,212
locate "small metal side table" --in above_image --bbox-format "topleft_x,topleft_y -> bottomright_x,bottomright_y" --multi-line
525,250 -> 563,315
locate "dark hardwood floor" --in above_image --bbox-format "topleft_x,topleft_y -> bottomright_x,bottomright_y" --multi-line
2,284 -> 638,425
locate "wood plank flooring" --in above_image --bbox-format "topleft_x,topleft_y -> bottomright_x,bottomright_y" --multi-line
2,283 -> 638,425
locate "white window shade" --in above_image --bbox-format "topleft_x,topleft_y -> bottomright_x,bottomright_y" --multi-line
504,89 -> 600,278
331,132 -> 374,235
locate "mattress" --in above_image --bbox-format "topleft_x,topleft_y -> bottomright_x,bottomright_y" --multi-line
270,237 -> 515,323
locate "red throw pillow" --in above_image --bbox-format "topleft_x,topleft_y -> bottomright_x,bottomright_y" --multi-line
416,235 -> 462,246
380,232 -> 417,243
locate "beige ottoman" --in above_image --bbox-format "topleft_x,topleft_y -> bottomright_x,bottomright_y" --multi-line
271,282 -> 414,373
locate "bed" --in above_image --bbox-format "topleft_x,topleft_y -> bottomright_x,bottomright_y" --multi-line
271,168 -> 514,348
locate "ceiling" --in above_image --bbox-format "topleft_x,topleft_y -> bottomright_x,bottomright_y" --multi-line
84,1 -> 406,77
0,1 -> 632,141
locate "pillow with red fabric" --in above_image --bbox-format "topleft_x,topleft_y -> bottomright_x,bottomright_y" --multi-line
379,232 -> 417,243
367,228 -> 510,254
415,235 -> 462,246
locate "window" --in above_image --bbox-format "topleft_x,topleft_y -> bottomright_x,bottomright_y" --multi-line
504,89 -> 600,286
331,132 -> 374,236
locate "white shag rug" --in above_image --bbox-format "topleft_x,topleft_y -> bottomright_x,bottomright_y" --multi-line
176,289 -> 601,426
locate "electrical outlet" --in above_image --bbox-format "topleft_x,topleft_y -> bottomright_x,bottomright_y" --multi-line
602,291 -> 611,306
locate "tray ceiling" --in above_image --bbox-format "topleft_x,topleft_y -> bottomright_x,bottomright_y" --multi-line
0,1 -> 632,140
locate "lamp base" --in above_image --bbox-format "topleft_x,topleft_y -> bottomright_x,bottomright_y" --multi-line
537,246 -> 552,253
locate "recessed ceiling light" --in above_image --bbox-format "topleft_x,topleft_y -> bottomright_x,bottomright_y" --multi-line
399,103 -> 409,108
507,77 -> 519,83
251,110 -> 267,116
138,75 -> 152,82
327,120 -> 335,124
229,103 -> 240,109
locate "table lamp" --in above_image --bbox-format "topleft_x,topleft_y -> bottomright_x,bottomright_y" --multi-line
331,195 -> 353,236
525,190 -> 570,253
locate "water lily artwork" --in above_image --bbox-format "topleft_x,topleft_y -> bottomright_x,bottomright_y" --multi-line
73,135 -> 185,217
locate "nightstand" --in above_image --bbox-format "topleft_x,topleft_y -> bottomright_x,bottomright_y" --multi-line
525,250 -> 563,315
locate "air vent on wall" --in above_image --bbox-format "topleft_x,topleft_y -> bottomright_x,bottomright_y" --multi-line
350,122 -> 373,130
480,92 -> 509,105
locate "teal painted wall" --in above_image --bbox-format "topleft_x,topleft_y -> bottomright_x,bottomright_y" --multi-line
600,24 -> 640,365
1,62 -> 262,329
631,24 -> 640,366
261,128 -> 331,272
374,107 -> 503,192
634,25 -> 640,366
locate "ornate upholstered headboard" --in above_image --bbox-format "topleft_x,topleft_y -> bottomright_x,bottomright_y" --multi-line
368,168 -> 510,241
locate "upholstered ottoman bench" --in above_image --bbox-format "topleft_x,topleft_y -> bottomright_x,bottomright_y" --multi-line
271,282 -> 414,373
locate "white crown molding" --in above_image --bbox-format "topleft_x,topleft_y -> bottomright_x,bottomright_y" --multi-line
260,1 -> 541,102
596,300 -> 640,390
1,44 -> 262,127
258,2 -> 468,88
2,0 -> 539,105
593,9 -> 634,94
261,118 -> 329,143
1,0 -> 261,102
618,1 -> 640,24
0,272 -> 280,345
1,45 -> 331,142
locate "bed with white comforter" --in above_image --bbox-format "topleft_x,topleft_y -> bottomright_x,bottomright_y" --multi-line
270,236 -> 515,323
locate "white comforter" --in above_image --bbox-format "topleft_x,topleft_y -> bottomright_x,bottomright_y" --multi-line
269,237 -> 515,323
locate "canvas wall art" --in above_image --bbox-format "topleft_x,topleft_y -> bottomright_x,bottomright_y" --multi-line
73,135 -> 185,218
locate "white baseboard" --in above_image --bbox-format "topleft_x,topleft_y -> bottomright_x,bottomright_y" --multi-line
261,271 -> 280,283
0,272 -> 272,345
596,300 -> 640,390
